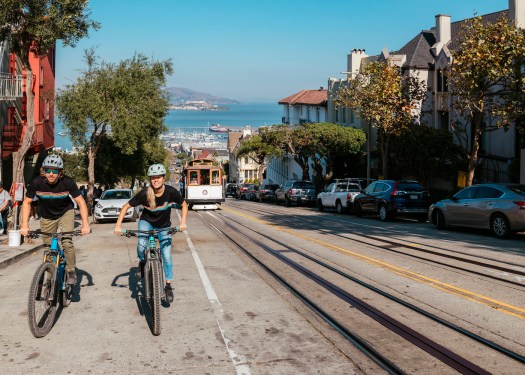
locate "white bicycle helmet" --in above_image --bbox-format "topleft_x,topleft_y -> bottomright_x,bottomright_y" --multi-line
42,154 -> 64,169
147,164 -> 166,176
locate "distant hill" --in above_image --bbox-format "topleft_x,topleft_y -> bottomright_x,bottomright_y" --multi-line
167,87 -> 240,105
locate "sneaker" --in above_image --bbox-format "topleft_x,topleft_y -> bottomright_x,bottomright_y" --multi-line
137,261 -> 145,279
67,270 -> 77,285
165,283 -> 174,303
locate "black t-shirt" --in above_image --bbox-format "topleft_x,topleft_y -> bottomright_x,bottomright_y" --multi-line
128,185 -> 185,228
26,176 -> 80,220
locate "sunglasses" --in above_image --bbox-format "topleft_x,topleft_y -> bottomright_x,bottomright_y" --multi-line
44,168 -> 60,174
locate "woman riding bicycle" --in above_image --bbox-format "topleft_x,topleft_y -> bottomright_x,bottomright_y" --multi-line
114,164 -> 188,303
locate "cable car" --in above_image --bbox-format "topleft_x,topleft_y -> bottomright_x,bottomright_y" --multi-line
183,158 -> 224,210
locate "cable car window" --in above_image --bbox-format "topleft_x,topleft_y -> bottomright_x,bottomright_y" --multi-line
211,170 -> 220,184
189,171 -> 199,185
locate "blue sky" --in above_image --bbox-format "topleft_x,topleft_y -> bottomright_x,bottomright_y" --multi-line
56,0 -> 508,102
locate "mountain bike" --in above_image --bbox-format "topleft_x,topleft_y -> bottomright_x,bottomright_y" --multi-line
27,230 -> 83,338
122,226 -> 180,336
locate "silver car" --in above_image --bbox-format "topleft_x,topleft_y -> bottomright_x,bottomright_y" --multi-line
429,183 -> 525,238
93,189 -> 138,223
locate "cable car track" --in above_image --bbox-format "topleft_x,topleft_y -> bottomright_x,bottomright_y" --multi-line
198,211 -> 525,373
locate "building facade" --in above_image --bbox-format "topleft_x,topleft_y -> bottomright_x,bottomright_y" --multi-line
0,40 -> 55,187
327,0 -> 525,184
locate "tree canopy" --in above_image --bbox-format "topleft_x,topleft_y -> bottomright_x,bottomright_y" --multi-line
56,50 -> 173,206
448,15 -> 525,186
236,133 -> 282,184
0,0 -> 99,184
334,61 -> 426,178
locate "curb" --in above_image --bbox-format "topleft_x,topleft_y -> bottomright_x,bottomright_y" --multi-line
0,243 -> 44,269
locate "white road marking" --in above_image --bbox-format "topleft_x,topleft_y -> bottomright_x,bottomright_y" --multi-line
177,211 -> 251,375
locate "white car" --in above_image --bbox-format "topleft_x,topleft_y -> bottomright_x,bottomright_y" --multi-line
93,189 -> 138,223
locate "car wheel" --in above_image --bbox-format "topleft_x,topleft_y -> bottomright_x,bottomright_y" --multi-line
354,202 -> 363,217
92,216 -> 98,224
317,199 -> 324,211
336,200 -> 343,214
379,204 -> 392,222
285,197 -> 291,207
435,210 -> 446,229
259,196 -> 263,203
491,213 -> 511,239
275,197 -> 280,205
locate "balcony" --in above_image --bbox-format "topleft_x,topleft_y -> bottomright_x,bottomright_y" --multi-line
436,92 -> 449,112
0,73 -> 23,100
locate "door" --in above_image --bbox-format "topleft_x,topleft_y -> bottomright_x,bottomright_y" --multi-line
446,186 -> 478,226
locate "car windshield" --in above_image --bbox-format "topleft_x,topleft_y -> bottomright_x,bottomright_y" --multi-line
294,181 -> 314,188
102,191 -> 131,200
506,185 -> 525,196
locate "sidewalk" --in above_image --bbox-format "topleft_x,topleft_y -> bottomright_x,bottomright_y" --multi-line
0,218 -> 44,269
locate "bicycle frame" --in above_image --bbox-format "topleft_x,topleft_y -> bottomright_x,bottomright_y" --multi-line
40,235 -> 67,302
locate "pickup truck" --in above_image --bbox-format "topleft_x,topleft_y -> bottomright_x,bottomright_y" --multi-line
317,180 -> 363,214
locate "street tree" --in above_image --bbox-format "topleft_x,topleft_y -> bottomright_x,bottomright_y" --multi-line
0,0 -> 99,184
334,61 -> 426,178
236,132 -> 282,185
261,124 -> 314,180
387,126 -> 466,188
447,15 -> 525,186
56,50 -> 173,208
299,123 -> 365,191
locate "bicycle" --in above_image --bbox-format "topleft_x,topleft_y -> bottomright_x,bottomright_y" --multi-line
122,226 -> 180,336
27,230 -> 83,338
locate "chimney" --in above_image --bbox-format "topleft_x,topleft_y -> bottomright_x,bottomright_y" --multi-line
509,0 -> 525,29
347,48 -> 368,77
435,14 -> 451,46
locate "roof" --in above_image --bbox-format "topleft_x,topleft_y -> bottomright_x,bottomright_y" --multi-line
227,131 -> 243,152
390,10 -> 507,69
278,89 -> 328,106
394,30 -> 436,68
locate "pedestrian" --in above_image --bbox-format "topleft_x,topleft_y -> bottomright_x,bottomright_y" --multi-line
0,182 -> 12,234
20,154 -> 91,285
114,163 -> 188,303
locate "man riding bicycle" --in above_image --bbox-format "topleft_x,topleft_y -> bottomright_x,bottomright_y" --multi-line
20,154 -> 91,284
114,163 -> 188,303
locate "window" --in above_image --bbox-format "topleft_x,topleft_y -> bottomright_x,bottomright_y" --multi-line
40,66 -> 44,87
374,183 -> 387,193
475,186 -> 503,199
455,187 -> 477,200
211,170 -> 220,184
189,171 -> 199,185
44,99 -> 50,121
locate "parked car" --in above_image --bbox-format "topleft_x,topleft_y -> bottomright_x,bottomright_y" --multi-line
275,180 -> 316,206
93,188 -> 138,223
246,185 -> 259,201
429,183 -> 525,239
225,183 -> 238,198
254,184 -> 279,202
317,179 -> 362,214
237,183 -> 255,200
353,180 -> 430,222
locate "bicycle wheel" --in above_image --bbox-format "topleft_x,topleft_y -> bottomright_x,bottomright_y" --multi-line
149,260 -> 162,336
28,262 -> 58,338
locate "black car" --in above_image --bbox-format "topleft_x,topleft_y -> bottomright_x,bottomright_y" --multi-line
353,180 -> 430,222
254,184 -> 279,202
237,183 -> 255,200
246,185 -> 259,201
225,183 -> 238,198
275,180 -> 316,206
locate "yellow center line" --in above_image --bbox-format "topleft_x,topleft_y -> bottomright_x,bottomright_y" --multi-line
220,206 -> 525,319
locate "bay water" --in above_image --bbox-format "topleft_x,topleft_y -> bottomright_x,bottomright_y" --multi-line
54,102 -> 283,151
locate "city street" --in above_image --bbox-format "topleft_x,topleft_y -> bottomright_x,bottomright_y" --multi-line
1,199 -> 524,374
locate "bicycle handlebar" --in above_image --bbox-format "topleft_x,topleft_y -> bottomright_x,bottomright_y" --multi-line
26,230 -> 87,239
122,227 -> 180,238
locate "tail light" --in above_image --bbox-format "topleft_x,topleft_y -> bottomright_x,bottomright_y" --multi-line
289,188 -> 293,195
514,201 -> 525,209
391,182 -> 398,197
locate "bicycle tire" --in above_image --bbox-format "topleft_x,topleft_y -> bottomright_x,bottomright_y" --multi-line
28,262 -> 58,338
149,260 -> 162,336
